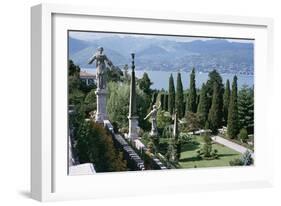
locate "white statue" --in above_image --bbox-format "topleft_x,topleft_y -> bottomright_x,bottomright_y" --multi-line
144,102 -> 161,136
88,47 -> 114,123
88,47 -> 114,90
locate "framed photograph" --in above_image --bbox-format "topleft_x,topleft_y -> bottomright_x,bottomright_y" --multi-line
31,3 -> 274,201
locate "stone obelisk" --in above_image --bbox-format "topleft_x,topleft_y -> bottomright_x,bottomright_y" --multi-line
128,53 -> 139,140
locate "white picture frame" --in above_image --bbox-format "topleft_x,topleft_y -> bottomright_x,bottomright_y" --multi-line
31,3 -> 274,202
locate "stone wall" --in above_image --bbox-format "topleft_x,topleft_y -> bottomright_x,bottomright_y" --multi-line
133,139 -> 167,170
104,120 -> 145,171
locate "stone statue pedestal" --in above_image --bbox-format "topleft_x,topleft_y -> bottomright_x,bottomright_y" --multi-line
95,88 -> 108,123
150,130 -> 158,137
128,115 -> 139,140
149,119 -> 158,137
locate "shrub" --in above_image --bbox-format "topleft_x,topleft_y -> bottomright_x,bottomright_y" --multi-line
229,150 -> 253,166
197,136 -> 219,160
179,133 -> 193,144
238,128 -> 248,142
240,150 -> 253,165
229,158 -> 243,166
147,141 -> 155,154
211,149 -> 218,159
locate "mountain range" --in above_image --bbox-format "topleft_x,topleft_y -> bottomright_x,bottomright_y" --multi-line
68,36 -> 254,74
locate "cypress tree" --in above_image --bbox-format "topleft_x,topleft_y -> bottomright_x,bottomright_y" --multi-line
197,83 -> 209,125
205,70 -> 224,127
175,72 -> 184,118
227,76 -> 239,138
223,79 -> 231,125
187,68 -> 197,113
168,74 -> 175,115
151,91 -> 158,107
184,93 -> 188,116
238,85 -> 254,134
208,82 -> 221,133
160,93 -> 165,110
196,93 -> 200,108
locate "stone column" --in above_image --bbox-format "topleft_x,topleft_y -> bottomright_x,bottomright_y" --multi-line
128,53 -> 139,140
173,112 -> 178,139
95,88 -> 108,123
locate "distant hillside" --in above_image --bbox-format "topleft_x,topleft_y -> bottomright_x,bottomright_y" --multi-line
68,36 -> 254,74
70,45 -> 129,67
68,37 -> 89,54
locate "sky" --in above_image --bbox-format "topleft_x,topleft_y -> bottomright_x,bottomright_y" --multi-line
69,31 -> 254,44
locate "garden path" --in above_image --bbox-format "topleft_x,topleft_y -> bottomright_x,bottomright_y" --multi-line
211,136 -> 254,158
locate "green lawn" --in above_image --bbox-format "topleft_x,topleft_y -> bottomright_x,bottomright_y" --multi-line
179,136 -> 242,169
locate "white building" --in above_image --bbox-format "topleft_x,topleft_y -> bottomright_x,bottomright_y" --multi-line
80,70 -> 96,86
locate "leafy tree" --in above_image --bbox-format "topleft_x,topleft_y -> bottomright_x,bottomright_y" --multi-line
68,59 -> 96,97
75,121 -> 127,172
175,72 -> 184,118
223,79 -> 231,125
205,70 -> 224,127
68,87 -> 85,106
69,104 -> 87,140
168,74 -> 175,115
138,72 -> 153,96
80,80 -> 96,94
208,82 -> 221,133
106,66 -> 123,83
187,68 -> 197,113
84,89 -> 97,114
227,75 -> 239,138
238,85 -> 254,134
197,83 -> 209,126
68,60 -> 84,105
107,82 -> 130,129
107,82 -> 150,130
68,59 -> 80,76
157,110 -> 172,129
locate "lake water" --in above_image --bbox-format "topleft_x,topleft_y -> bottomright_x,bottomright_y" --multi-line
135,70 -> 253,90
81,68 -> 254,90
